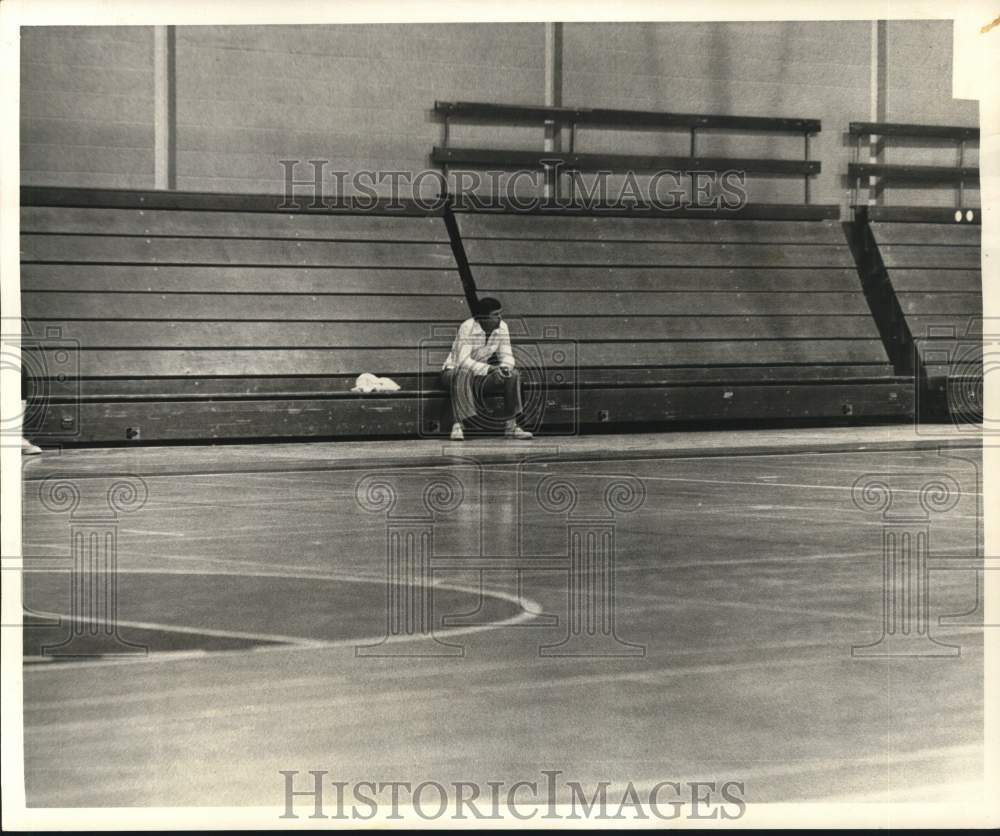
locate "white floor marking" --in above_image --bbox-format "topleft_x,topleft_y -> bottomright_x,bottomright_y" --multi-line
22,566 -> 544,673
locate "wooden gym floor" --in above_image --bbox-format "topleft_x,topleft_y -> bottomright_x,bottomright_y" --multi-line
18,429 -> 986,809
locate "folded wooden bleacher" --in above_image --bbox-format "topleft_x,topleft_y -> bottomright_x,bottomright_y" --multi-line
455,206 -> 912,425
439,101 -> 914,427
848,121 -> 982,422
20,187 -> 469,443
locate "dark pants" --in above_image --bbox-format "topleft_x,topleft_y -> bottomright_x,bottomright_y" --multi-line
441,367 -> 523,424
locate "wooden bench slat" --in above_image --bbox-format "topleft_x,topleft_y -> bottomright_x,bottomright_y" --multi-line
21,235 -> 456,268
897,293 -> 984,316
22,292 -> 470,320
464,240 -> 854,267
870,222 -> 981,247
473,266 -> 861,292
26,340 -> 891,376
27,382 -> 914,443
21,264 -> 465,294
457,215 -> 845,244
21,185 -> 443,216
878,245 -> 981,270
20,207 -> 451,241
26,321 -> 456,348
885,269 -> 981,293
39,364 -> 901,400
28,315 -> 882,347
473,291 -> 872,315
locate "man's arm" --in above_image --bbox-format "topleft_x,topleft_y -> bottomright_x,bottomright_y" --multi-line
454,320 -> 492,376
497,322 -> 516,369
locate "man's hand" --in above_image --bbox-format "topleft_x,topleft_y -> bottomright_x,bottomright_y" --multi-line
495,365 -> 513,380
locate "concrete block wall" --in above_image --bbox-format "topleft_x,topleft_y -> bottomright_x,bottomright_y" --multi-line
20,20 -> 980,211
172,24 -> 543,195
880,20 -> 980,208
21,26 -> 155,189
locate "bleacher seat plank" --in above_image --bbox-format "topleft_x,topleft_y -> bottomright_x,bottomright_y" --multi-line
21,235 -> 456,268
28,315 -> 880,347
896,292 -> 983,316
475,291 -> 871,316
21,207 -> 450,241
559,364 -> 901,386
868,222 -> 981,247
42,376 -> 432,400
21,265 -> 463,294
457,215 -> 846,244
41,364 -> 901,404
29,396 -> 446,443
30,348 -> 442,377
884,269 -> 981,293
571,384 -> 912,424
28,382 -> 912,443
30,339 -> 889,377
22,292 -> 469,320
878,245 -> 981,270
502,315 -> 880,340
472,266 -> 861,292
464,240 -> 853,268
24,321 -> 458,348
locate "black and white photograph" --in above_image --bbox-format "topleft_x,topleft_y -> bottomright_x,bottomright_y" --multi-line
1,0 -> 996,828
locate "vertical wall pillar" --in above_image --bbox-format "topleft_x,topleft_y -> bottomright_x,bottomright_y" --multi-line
543,22 -> 563,201
867,20 -> 888,205
153,25 -> 176,190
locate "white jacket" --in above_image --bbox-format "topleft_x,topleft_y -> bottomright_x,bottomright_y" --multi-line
442,318 -> 516,376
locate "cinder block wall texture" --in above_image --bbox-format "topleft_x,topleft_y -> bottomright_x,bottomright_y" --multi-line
21,21 -> 979,211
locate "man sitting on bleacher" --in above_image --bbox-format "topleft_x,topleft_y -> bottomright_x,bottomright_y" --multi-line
442,297 -> 533,441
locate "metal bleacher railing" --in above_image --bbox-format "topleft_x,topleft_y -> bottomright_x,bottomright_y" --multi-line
431,100 -> 822,205
848,121 -> 980,211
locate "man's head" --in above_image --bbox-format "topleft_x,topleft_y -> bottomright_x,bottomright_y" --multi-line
474,297 -> 503,330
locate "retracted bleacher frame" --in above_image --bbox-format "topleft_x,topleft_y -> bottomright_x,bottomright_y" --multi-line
20,186 -> 470,443
453,202 -> 913,427
430,101 -> 912,427
848,121 -> 982,423
22,107 -> 929,446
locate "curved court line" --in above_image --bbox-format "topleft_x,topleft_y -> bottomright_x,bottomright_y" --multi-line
25,608 -> 323,648
23,567 -> 545,672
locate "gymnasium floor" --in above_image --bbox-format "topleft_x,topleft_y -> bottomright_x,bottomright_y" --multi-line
19,429 -> 986,809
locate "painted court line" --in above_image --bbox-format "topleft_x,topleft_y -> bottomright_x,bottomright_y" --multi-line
22,566 -> 545,672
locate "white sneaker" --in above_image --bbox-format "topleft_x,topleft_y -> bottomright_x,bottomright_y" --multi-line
505,426 -> 533,440
450,423 -> 465,441
21,438 -> 42,455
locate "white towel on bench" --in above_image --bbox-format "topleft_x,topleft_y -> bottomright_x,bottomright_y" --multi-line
351,373 -> 401,393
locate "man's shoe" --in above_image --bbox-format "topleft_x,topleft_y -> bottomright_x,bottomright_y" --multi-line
450,423 -> 465,441
22,438 -> 42,455
505,426 -> 533,440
